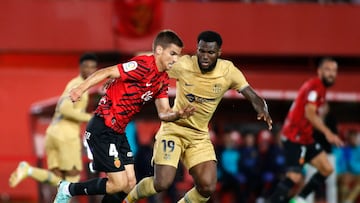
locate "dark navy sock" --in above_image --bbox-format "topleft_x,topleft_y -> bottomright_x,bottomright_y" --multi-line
299,172 -> 327,198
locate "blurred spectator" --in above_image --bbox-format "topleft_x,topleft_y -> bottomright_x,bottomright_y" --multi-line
257,129 -> 286,202
217,129 -> 242,203
238,131 -> 260,203
334,130 -> 360,203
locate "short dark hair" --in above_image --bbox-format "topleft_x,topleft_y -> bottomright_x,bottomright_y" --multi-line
197,31 -> 223,48
79,53 -> 98,64
318,57 -> 337,68
153,30 -> 183,51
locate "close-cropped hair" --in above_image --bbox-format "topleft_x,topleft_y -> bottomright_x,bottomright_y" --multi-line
318,57 -> 337,68
79,53 -> 98,64
197,30 -> 223,48
153,29 -> 183,51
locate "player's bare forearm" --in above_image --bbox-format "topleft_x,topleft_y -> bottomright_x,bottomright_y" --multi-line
159,105 -> 196,122
81,66 -> 118,92
240,86 -> 272,129
305,104 -> 333,138
155,98 -> 195,122
58,98 -> 92,122
159,111 -> 181,122
70,66 -> 119,102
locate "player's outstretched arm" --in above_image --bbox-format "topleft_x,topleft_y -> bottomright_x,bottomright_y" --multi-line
240,86 -> 273,130
70,65 -> 120,102
155,98 -> 195,122
305,103 -> 344,147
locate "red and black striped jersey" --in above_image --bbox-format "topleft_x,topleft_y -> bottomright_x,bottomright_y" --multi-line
282,77 -> 326,144
95,55 -> 169,134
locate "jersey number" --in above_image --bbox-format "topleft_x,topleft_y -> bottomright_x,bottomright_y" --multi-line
161,139 -> 175,152
109,143 -> 119,157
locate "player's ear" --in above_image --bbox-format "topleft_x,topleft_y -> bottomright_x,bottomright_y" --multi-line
155,45 -> 163,54
218,49 -> 222,57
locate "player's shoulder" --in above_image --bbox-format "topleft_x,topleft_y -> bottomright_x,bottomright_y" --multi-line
67,76 -> 83,88
178,55 -> 194,65
215,58 -> 238,75
172,55 -> 196,70
217,58 -> 235,67
304,77 -> 323,89
61,76 -> 83,93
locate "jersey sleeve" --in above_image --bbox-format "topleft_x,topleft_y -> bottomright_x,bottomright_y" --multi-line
305,81 -> 321,106
117,60 -> 148,82
58,79 -> 92,122
57,97 -> 92,122
228,64 -> 249,91
155,76 -> 170,99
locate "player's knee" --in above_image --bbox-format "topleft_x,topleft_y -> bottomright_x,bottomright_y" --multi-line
320,165 -> 333,177
106,179 -> 128,194
65,174 -> 80,183
126,176 -> 137,191
196,178 -> 217,197
64,169 -> 80,177
153,178 -> 172,192
287,172 -> 303,184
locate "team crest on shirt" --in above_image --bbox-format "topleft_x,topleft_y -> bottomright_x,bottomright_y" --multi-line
164,153 -> 171,160
122,61 -> 138,72
114,157 -> 121,168
213,83 -> 222,93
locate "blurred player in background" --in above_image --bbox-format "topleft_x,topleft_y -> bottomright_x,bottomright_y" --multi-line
9,53 -> 98,188
123,30 -> 272,203
305,102 -> 338,203
53,30 -> 195,203
268,57 -> 344,203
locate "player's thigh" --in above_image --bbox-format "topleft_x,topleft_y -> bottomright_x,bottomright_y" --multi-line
283,140 -> 304,173
182,137 -> 216,170
309,150 -> 333,175
57,136 -> 82,171
107,170 -> 130,193
45,133 -> 60,170
124,164 -> 136,190
153,134 -> 182,168
86,116 -> 134,174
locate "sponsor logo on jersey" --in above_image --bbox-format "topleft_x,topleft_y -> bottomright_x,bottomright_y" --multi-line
122,61 -> 138,72
185,93 -> 215,103
141,90 -> 153,102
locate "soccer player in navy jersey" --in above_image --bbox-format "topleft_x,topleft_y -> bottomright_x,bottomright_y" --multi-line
53,30 -> 195,203
268,58 -> 344,203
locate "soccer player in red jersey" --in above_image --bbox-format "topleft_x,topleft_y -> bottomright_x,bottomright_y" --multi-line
53,30 -> 195,203
268,58 -> 344,203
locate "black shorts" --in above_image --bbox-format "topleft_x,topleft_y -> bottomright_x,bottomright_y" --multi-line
282,137 -> 323,173
85,116 -> 135,173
